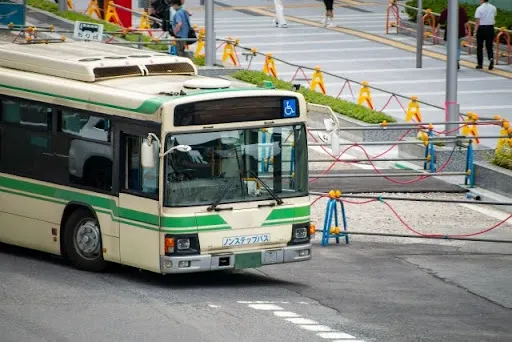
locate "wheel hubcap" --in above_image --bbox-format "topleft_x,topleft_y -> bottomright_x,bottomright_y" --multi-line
74,220 -> 100,259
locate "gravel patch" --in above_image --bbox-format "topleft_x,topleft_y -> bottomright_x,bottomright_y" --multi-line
310,191 -> 512,250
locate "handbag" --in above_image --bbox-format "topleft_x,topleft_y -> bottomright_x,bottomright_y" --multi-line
183,11 -> 197,45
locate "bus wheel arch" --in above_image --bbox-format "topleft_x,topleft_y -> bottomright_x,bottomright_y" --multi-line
60,204 -> 107,272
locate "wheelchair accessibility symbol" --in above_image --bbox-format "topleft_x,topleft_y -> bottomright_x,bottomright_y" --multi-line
283,99 -> 297,118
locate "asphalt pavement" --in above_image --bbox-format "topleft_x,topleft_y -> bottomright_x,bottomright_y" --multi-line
1,239 -> 512,342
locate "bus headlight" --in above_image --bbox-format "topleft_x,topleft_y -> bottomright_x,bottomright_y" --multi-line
294,227 -> 308,239
165,234 -> 200,256
177,238 -> 191,250
288,223 -> 311,245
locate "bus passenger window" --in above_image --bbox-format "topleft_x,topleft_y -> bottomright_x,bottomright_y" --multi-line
125,135 -> 158,196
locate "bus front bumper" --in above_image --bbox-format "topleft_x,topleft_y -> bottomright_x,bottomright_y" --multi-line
159,244 -> 312,274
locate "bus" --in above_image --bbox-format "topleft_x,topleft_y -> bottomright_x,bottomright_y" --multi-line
0,41 -> 312,274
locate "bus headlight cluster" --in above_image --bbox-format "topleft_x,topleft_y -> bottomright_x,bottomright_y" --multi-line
288,223 -> 311,245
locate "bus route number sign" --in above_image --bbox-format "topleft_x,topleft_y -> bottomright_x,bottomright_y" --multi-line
73,21 -> 104,42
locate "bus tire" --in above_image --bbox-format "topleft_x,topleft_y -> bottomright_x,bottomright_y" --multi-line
63,207 -> 107,272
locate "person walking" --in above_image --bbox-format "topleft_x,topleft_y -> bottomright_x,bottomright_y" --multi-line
273,0 -> 287,28
170,0 -> 191,57
439,4 -> 469,70
474,0 -> 497,70
322,0 -> 334,28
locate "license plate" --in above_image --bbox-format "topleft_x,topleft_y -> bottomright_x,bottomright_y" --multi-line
264,251 -> 279,264
222,234 -> 270,247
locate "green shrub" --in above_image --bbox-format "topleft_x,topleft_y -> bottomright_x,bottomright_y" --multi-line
28,0 -> 167,52
492,144 -> 512,170
231,70 -> 396,124
404,0 -> 512,30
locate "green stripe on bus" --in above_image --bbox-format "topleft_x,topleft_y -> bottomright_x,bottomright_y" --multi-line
0,83 -> 166,115
0,175 -> 230,230
264,205 -> 309,221
118,207 -> 159,226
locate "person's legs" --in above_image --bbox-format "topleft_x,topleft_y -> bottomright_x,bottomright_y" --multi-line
476,27 -> 484,68
176,40 -> 187,57
322,0 -> 334,27
484,26 -> 494,70
273,0 -> 287,27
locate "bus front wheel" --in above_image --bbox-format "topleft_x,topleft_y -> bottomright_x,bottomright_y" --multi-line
64,208 -> 107,272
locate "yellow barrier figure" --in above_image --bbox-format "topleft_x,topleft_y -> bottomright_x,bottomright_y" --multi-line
105,1 -> 122,26
138,11 -> 151,31
405,96 -> 422,122
310,66 -> 326,94
263,53 -> 277,78
86,0 -> 102,19
461,112 -> 480,144
496,119 -> 511,151
221,37 -> 238,66
357,81 -> 373,109
67,0 -> 74,9
194,27 -> 205,57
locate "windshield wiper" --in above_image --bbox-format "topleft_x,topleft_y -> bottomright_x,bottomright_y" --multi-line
247,170 -> 283,205
207,176 -> 239,212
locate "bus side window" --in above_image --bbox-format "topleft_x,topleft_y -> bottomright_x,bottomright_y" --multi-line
124,135 -> 158,196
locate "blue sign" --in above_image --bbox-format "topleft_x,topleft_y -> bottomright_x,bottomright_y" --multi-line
0,0 -> 26,27
282,98 -> 297,118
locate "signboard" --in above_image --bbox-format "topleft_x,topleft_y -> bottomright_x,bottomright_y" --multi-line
174,96 -> 302,127
73,21 -> 104,42
0,0 -> 26,26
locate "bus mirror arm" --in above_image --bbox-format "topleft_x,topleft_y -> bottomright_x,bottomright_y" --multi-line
141,133 -> 192,169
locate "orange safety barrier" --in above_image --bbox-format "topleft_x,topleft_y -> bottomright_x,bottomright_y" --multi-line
105,1 -> 122,26
422,9 -> 438,45
263,53 -> 277,78
86,0 -> 102,19
385,0 -> 400,34
495,27 -> 511,65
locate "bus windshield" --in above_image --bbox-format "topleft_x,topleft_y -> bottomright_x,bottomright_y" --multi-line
164,124 -> 308,207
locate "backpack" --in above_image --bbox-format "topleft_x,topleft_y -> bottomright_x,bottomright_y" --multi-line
151,0 -> 170,32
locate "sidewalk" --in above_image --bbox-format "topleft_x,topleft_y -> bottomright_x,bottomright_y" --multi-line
170,0 -> 510,149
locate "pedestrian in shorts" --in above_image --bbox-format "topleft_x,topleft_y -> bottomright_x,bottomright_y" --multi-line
322,0 -> 334,28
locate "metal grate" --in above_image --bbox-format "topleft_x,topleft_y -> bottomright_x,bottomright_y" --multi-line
145,62 -> 195,75
93,65 -> 143,79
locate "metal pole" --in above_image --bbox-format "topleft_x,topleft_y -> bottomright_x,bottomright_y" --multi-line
416,0 -> 423,68
205,0 -> 215,67
58,0 -> 67,11
446,0 -> 460,135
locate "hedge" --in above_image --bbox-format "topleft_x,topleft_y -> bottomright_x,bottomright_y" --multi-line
231,70 -> 396,124
492,144 -> 512,170
27,0 -> 204,65
404,0 -> 512,30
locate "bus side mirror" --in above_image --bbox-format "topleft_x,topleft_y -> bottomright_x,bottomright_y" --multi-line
141,139 -> 157,168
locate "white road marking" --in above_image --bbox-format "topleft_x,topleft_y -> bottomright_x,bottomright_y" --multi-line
298,301 -> 310,304
208,304 -> 220,308
279,66 -> 446,75
274,311 -> 301,317
317,332 -> 356,339
300,325 -> 334,332
251,56 -> 416,64
370,76 -> 502,85
286,318 -> 319,324
252,46 -> 396,55
248,304 -> 284,310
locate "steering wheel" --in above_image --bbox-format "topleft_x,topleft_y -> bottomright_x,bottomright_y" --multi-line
167,168 -> 198,181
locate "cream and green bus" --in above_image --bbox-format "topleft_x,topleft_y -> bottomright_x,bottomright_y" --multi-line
0,41 -> 312,274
